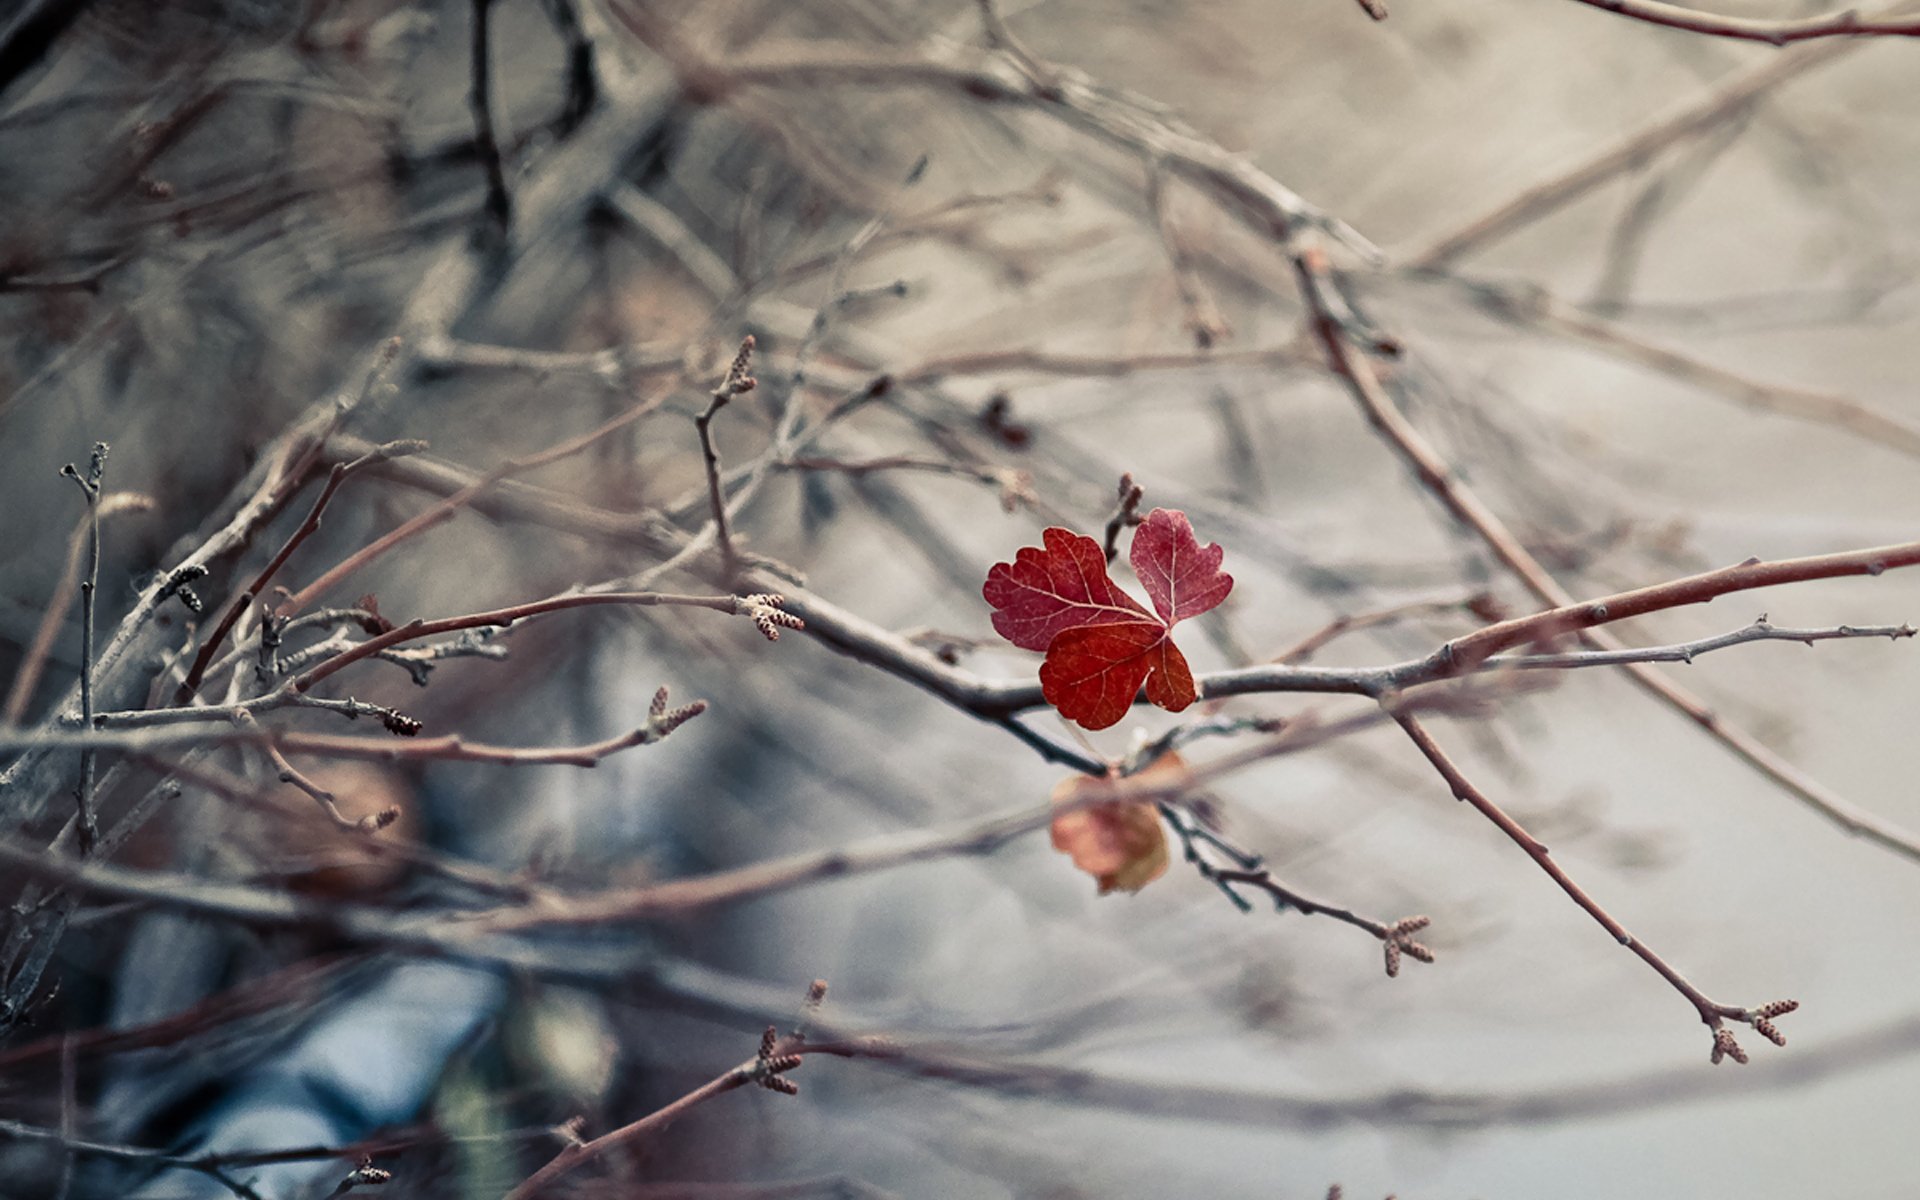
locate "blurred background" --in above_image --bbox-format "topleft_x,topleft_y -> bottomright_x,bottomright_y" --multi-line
3,0 -> 1920,1197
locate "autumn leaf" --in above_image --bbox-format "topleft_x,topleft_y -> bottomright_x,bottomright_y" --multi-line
1048,752 -> 1191,894
983,508 -> 1232,729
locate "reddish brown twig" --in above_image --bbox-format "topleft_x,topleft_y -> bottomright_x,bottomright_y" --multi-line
1293,243 -> 1920,864
1391,710 -> 1793,1062
695,335 -> 759,581
177,440 -> 426,703
503,983 -> 834,1200
274,382 -> 679,620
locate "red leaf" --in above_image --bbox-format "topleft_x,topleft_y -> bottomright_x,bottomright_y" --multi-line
982,526 -> 1152,651
1041,620 -> 1194,730
1130,508 -> 1233,625
983,508 -> 1231,730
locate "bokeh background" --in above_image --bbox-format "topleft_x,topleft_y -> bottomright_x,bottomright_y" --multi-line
3,1 -> 1920,1197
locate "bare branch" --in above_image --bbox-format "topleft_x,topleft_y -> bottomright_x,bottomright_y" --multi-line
1292,243 -> 1920,864
1391,709 -> 1793,1063
1565,0 -> 1920,45
176,437 -> 424,703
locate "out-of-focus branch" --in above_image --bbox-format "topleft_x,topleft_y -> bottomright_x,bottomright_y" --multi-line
273,382 -> 680,619
469,0 -> 512,229
605,1 -> 1380,260
0,687 -> 707,767
1404,36 -> 1866,268
1566,0 -> 1920,44
0,7 -> 684,825
1450,278 -> 1920,460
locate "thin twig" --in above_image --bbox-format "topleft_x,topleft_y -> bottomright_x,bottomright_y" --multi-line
0,692 -> 708,768
1271,592 -> 1490,665
1158,802 -> 1431,975
57,443 -> 107,855
1101,473 -> 1146,563
274,382 -> 679,618
232,710 -> 391,832
176,439 -> 425,703
1391,709 -> 1793,1062
1293,243 -> 1920,864
290,589 -> 794,693
696,335 -> 758,580
1,491 -> 152,726
504,999 -> 827,1200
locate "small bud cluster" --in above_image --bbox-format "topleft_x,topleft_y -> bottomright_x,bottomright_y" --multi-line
1750,998 -> 1798,1048
648,686 -> 709,738
719,335 -> 757,399
1710,1027 -> 1748,1066
738,594 -> 805,642
380,709 -> 424,737
551,1115 -> 587,1147
1381,915 -> 1435,979
157,563 -> 210,614
755,1024 -> 803,1095
1711,998 -> 1798,1064
356,807 -> 401,834
339,1158 -> 392,1191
